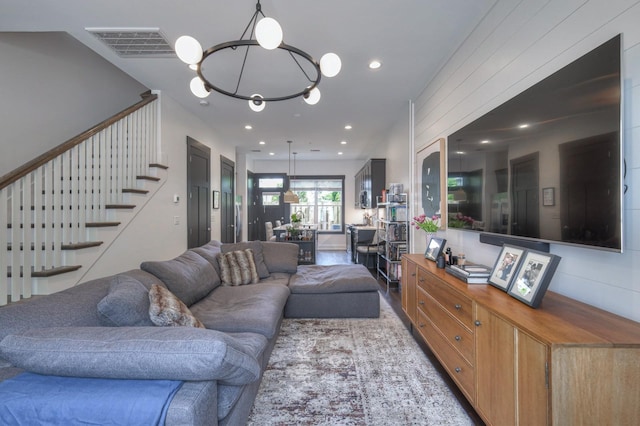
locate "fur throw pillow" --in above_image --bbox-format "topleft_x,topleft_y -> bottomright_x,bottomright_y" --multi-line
148,284 -> 205,328
219,249 -> 260,286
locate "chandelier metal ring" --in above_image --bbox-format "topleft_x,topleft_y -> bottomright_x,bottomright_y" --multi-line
197,40 -> 322,103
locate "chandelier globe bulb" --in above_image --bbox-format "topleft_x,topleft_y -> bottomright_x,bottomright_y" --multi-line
303,87 -> 321,105
248,94 -> 266,112
175,35 -> 203,65
255,17 -> 283,50
320,53 -> 341,77
190,77 -> 210,98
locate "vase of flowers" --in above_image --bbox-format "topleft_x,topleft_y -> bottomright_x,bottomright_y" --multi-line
412,214 -> 440,247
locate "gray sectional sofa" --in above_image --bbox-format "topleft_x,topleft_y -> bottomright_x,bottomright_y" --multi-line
0,240 -> 379,425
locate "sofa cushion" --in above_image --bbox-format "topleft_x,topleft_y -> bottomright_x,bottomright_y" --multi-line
190,244 -> 222,279
261,241 -> 299,274
97,275 -> 155,327
190,283 -> 290,339
288,264 -> 379,294
221,241 -> 269,278
219,249 -> 259,286
141,250 -> 218,307
148,284 -> 205,328
0,327 -> 265,385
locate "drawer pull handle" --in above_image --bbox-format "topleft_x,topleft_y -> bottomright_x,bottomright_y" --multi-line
419,278 -> 425,282
411,273 -> 416,277
455,367 -> 462,373
454,304 -> 462,310
455,335 -> 461,341
475,320 -> 482,327
419,323 -> 425,328
418,300 -> 425,305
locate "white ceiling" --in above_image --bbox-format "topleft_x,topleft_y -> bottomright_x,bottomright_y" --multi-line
0,0 -> 495,161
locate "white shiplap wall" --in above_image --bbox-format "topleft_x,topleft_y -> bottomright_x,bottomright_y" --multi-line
409,0 -> 640,322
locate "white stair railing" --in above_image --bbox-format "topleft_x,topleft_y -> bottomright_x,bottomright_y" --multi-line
1,93 -> 159,305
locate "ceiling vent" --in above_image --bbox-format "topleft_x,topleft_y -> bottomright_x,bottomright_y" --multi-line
86,27 -> 175,57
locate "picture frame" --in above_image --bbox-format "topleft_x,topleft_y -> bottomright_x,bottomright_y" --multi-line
542,187 -> 555,206
488,244 -> 526,291
425,237 -> 446,262
212,190 -> 220,209
415,138 -> 446,230
507,249 -> 561,308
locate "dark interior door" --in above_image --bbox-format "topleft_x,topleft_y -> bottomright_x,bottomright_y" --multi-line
220,156 -> 235,243
511,153 -> 539,238
254,173 -> 286,240
187,137 -> 210,248
247,170 -> 260,241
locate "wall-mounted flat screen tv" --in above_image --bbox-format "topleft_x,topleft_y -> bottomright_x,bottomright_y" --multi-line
447,34 -> 622,252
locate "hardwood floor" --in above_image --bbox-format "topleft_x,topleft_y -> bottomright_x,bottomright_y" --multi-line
316,250 -> 485,426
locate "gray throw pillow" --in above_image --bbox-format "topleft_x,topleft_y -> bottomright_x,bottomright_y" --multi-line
148,284 -> 205,328
221,241 -> 270,278
97,275 -> 155,327
218,249 -> 260,286
141,250 -> 218,306
190,244 -> 223,280
261,241 -> 299,274
0,327 -> 265,385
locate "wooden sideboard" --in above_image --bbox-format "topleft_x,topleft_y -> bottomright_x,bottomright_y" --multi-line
401,254 -> 640,426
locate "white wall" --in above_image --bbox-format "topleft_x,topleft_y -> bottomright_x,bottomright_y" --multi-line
401,0 -> 640,321
0,32 -> 148,177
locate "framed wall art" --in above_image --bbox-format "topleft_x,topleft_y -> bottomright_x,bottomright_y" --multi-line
212,190 -> 220,209
488,244 -> 526,291
507,249 -> 561,308
415,138 -> 446,229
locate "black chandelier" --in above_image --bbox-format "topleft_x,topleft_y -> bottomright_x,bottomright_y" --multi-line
175,0 -> 341,112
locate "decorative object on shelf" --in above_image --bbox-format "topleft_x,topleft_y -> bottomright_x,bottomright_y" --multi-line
424,237 -> 446,262
506,249 -> 561,308
412,213 -> 439,249
175,0 -> 341,111
416,138 -> 446,226
283,141 -> 299,203
488,244 -> 526,291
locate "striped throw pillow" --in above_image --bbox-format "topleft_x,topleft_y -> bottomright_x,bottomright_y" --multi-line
219,249 -> 260,286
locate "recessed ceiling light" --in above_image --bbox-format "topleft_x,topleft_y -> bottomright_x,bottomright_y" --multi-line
369,60 -> 382,70
456,151 -> 465,155
245,124 -> 253,130
344,124 -> 352,130
518,123 -> 529,129
269,152 -> 274,156
480,140 -> 490,144
259,141 -> 266,145
341,141 -> 347,145
338,152 -> 343,155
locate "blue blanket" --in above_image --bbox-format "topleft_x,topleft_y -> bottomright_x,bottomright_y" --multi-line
0,372 -> 182,425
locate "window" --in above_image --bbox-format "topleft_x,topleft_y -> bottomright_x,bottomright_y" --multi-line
290,176 -> 344,233
261,192 -> 281,206
258,177 -> 284,188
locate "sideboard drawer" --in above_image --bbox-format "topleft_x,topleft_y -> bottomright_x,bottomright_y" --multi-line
421,288 -> 474,365
416,308 -> 475,402
418,269 -> 472,329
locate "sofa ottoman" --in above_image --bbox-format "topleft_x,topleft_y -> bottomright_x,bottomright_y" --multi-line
284,264 -> 380,318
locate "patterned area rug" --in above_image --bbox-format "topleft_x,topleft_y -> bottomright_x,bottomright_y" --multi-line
247,295 -> 473,425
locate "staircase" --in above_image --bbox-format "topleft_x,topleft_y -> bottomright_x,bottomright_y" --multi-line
0,92 -> 165,305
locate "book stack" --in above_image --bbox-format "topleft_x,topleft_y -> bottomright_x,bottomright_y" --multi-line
445,264 -> 492,284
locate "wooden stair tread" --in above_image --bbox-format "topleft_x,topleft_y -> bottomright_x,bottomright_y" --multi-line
136,175 -> 160,182
85,221 -> 121,228
7,265 -> 82,278
105,204 -> 136,209
122,188 -> 149,194
61,241 -> 104,250
149,163 -> 169,170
